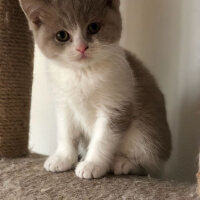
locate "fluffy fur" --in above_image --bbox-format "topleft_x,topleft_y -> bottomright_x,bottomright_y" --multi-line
20,0 -> 171,179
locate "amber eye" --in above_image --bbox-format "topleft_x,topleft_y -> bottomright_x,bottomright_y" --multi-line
56,30 -> 70,42
87,23 -> 101,34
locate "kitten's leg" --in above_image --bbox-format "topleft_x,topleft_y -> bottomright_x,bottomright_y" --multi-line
75,111 -> 122,179
44,106 -> 80,172
112,124 -> 165,177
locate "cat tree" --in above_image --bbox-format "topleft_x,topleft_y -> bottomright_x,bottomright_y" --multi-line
0,0 -> 33,157
0,1 -> 199,199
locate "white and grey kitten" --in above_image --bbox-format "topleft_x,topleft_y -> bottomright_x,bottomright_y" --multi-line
20,0 -> 171,179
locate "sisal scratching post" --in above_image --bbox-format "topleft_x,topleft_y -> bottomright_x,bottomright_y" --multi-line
0,0 -> 33,157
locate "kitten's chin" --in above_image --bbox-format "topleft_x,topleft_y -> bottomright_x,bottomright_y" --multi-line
72,56 -> 103,68
76,55 -> 90,62
52,56 -> 93,69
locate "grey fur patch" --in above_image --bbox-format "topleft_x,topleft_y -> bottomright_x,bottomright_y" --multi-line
125,50 -> 172,161
110,103 -> 133,134
49,0 -> 122,43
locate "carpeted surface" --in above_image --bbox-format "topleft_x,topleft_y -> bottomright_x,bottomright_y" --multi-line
0,154 -> 199,200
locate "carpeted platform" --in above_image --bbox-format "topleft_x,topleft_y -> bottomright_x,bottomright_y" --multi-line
0,154 -> 199,200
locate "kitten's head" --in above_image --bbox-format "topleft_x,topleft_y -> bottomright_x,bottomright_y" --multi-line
20,0 -> 122,67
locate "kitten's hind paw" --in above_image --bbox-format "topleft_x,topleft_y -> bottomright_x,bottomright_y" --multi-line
44,154 -> 76,173
111,156 -> 147,176
75,161 -> 108,179
111,156 -> 133,175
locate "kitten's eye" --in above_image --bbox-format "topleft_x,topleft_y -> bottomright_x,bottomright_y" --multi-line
56,31 -> 70,42
87,23 -> 101,34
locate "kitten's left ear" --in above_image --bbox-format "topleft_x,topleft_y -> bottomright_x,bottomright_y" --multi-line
19,0 -> 49,28
106,0 -> 120,9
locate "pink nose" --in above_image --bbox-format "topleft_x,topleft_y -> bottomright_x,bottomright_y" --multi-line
76,44 -> 88,54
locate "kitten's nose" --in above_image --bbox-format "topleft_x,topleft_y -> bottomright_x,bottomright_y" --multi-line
76,44 -> 88,54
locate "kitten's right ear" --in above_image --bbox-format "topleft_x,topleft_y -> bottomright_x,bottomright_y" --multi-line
19,0 -> 47,28
106,0 -> 120,9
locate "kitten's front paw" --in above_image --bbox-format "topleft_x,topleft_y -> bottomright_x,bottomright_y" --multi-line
44,154 -> 76,173
75,161 -> 108,179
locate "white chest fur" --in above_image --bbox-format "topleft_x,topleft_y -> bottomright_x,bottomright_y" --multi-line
47,55 -> 134,136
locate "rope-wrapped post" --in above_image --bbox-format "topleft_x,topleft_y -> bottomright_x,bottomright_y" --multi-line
0,0 -> 33,158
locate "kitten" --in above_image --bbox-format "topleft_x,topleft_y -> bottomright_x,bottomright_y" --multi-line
20,0 -> 171,179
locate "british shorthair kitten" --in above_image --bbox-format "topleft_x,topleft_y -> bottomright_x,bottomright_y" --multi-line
20,0 -> 171,179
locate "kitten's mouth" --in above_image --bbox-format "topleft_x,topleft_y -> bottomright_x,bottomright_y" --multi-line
77,54 -> 89,61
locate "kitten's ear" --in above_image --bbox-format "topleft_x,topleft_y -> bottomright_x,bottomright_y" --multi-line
106,0 -> 120,9
19,0 -> 48,27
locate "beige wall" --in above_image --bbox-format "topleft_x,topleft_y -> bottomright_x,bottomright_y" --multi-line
30,0 -> 200,182
30,47 -> 57,155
